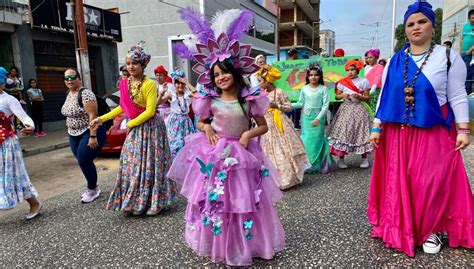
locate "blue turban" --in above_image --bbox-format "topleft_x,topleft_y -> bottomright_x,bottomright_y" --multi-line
404,0 -> 435,27
0,67 -> 7,85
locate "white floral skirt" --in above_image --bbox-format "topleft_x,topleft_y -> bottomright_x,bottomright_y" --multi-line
0,136 -> 38,209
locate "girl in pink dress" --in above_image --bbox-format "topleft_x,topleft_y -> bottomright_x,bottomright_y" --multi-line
168,8 -> 285,266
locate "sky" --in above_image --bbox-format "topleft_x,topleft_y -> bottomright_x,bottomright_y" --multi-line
320,0 -> 443,58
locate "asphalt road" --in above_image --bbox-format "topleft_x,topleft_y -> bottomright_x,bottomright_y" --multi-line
0,148 -> 472,267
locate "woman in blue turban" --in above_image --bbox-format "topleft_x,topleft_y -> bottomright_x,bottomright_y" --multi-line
367,0 -> 473,256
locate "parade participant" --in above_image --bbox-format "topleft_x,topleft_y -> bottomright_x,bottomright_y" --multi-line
257,64 -> 310,189
368,0 -> 473,256
364,48 -> 385,95
327,60 -> 373,169
166,69 -> 196,159
61,68 -> 106,203
168,8 -> 285,266
378,58 -> 387,67
250,54 -> 266,88
333,48 -> 345,57
293,64 -> 336,173
26,79 -> 46,137
90,43 -> 176,216
0,67 -> 42,219
5,66 -> 25,104
154,65 -> 174,120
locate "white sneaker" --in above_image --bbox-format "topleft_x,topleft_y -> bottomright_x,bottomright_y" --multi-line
81,188 -> 101,203
338,159 -> 348,169
423,234 -> 442,254
360,158 -> 370,168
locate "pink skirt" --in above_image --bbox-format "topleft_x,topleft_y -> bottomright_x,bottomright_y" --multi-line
368,119 -> 474,256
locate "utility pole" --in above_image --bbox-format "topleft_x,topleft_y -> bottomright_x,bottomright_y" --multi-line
72,0 -> 92,90
360,21 -> 381,48
390,0 -> 397,56
276,0 -> 280,61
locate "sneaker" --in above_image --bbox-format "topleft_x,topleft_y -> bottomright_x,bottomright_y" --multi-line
470,59 -> 474,66
38,132 -> 47,137
338,159 -> 348,169
34,132 -> 40,137
360,158 -> 370,168
80,188 -> 101,203
423,234 -> 442,254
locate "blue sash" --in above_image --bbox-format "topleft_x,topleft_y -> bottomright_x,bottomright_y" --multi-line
375,45 -> 453,128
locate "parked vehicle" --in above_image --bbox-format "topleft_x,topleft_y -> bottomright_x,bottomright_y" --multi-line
101,91 -> 128,153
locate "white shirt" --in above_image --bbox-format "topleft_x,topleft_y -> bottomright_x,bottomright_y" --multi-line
336,77 -> 369,103
375,45 -> 469,124
170,90 -> 192,114
0,91 -> 34,127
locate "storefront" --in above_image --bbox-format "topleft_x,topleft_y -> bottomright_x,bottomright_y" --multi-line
21,0 -> 122,121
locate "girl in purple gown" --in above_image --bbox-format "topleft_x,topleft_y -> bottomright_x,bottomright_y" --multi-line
167,8 -> 285,266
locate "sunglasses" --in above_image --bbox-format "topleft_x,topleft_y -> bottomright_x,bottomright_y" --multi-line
64,75 -> 78,80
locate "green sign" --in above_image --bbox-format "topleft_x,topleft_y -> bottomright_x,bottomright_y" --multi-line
272,56 -> 364,102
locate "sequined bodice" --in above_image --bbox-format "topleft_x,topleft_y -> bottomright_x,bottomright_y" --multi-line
210,98 -> 250,137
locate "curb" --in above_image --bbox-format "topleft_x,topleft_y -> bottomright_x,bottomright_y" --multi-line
22,141 -> 70,157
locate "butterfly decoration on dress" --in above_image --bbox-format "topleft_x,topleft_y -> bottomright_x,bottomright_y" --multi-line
173,7 -> 260,86
196,157 -> 213,177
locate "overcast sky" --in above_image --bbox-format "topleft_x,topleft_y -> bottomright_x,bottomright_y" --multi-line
320,0 -> 443,58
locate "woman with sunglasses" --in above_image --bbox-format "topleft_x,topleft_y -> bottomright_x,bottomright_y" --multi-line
61,68 -> 106,203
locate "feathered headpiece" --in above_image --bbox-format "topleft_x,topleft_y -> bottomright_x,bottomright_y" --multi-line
173,7 -> 260,86
127,42 -> 151,68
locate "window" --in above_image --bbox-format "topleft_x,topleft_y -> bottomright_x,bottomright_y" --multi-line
249,14 -> 276,44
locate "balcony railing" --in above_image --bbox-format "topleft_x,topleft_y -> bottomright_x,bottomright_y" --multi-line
0,0 -> 25,25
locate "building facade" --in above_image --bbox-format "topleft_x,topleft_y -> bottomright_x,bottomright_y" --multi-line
442,0 -> 474,51
1,0 -> 120,122
319,29 -> 335,56
277,0 -> 320,60
85,0 -> 278,82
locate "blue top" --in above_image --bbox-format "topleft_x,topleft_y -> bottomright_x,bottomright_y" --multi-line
375,45 -> 453,128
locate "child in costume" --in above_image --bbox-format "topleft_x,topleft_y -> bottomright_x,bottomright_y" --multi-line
327,60 -> 373,169
293,64 -> 336,173
165,69 -> 196,159
168,8 -> 285,266
257,64 -> 310,189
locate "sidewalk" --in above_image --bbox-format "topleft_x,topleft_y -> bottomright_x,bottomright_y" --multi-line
19,120 -> 70,157
20,130 -> 70,157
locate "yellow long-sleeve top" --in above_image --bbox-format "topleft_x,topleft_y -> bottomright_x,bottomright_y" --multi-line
99,78 -> 157,128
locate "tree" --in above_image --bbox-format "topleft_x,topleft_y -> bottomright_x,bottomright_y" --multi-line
434,8 -> 443,44
393,8 -> 443,54
394,23 -> 405,52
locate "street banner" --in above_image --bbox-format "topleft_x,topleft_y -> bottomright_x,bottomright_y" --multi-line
272,56 -> 363,103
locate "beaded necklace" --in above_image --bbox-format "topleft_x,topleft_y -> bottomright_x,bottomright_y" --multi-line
403,44 -> 434,120
128,75 -> 145,101
176,94 -> 188,113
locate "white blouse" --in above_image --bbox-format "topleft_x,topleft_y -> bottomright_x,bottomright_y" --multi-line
0,91 -> 34,127
375,45 -> 469,124
336,77 -> 369,103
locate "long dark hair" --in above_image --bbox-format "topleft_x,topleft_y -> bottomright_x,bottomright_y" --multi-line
306,66 -> 325,85
27,79 -> 38,89
210,60 -> 249,105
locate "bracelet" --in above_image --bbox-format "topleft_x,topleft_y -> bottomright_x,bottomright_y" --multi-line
370,127 -> 382,133
90,135 -> 97,138
457,128 -> 471,135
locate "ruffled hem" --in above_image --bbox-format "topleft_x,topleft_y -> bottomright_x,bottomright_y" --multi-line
368,205 -> 474,257
329,139 -> 373,156
167,132 -> 283,213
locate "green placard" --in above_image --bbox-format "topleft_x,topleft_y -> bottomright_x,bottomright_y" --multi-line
272,56 -> 364,102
